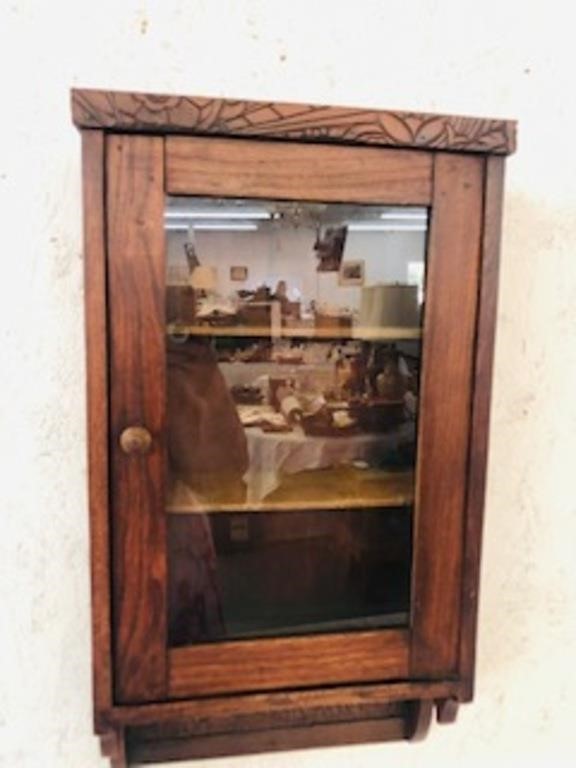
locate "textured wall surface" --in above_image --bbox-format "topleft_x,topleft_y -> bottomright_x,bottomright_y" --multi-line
1,1 -> 575,766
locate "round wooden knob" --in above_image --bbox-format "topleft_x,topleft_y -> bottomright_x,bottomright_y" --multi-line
119,426 -> 153,455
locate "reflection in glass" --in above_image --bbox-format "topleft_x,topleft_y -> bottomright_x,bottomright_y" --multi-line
168,508 -> 411,646
165,198 -> 427,645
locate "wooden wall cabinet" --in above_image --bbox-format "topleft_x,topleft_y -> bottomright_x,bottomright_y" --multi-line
72,88 -> 515,767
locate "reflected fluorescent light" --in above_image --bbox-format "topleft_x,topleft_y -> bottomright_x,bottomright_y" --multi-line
193,223 -> 259,231
165,223 -> 259,232
164,210 -> 270,220
348,223 -> 427,232
380,211 -> 428,221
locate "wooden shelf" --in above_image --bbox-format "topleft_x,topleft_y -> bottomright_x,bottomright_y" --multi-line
215,612 -> 409,641
166,497 -> 414,515
166,469 -> 415,515
166,323 -> 422,342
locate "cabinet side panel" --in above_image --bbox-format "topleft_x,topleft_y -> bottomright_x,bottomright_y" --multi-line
411,153 -> 484,676
82,130 -> 113,728
107,134 -> 168,702
459,156 -> 506,700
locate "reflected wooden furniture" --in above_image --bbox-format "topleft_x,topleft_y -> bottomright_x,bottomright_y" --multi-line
73,87 -> 515,766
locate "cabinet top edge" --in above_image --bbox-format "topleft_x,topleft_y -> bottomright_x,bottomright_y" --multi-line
71,88 -> 516,156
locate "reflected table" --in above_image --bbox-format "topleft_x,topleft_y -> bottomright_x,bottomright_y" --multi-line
244,420 -> 414,504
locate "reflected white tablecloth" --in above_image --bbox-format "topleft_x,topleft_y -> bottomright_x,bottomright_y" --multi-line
243,422 -> 413,503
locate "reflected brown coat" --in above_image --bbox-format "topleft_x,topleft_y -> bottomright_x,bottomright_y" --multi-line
167,339 -> 248,501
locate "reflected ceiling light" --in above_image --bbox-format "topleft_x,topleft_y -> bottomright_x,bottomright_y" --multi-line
164,210 -> 270,220
191,223 -> 259,231
348,223 -> 427,232
380,211 -> 428,221
165,222 -> 259,232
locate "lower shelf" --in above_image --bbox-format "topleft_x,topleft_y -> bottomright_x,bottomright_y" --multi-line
98,683 -> 461,767
126,711 -> 408,763
219,610 -> 409,640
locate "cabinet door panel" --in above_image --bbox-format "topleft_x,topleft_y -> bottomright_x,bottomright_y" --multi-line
107,135 -> 484,701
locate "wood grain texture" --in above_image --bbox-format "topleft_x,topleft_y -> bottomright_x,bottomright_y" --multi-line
166,136 -> 433,204
411,153 -> 484,677
81,130 -> 113,732
107,134 -> 168,703
71,88 -> 516,155
169,630 -> 409,698
126,700 -> 405,743
102,680 -> 460,732
459,156 -> 506,701
126,717 -> 407,763
100,681 -> 462,763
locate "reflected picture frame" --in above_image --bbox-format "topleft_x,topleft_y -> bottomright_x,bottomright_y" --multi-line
230,265 -> 248,281
339,260 -> 365,286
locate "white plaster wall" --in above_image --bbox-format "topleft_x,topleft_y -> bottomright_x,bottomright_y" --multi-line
1,1 -> 575,766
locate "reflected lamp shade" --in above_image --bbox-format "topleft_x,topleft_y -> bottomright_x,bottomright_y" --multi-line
190,265 -> 217,292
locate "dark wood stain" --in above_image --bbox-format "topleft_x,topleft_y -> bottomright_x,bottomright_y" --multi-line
166,135 -> 433,204
82,129 -> 113,731
107,134 -> 168,703
169,630 -> 409,698
459,156 -> 506,700
411,153 -> 484,676
74,89 -> 513,764
101,679 -> 460,732
71,87 -> 516,155
126,716 -> 407,763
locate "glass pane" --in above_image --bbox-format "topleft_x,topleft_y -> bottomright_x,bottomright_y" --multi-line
165,197 -> 428,646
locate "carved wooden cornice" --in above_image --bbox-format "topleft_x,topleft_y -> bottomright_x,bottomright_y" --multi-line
71,88 -> 515,155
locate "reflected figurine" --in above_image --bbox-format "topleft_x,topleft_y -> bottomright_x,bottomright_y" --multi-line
272,280 -> 291,316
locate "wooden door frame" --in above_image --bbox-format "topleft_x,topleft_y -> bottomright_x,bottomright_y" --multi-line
100,132 -> 486,703
106,134 -> 168,703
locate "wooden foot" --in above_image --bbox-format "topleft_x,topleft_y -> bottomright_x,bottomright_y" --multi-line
407,699 -> 433,741
99,727 -> 127,768
436,697 -> 459,724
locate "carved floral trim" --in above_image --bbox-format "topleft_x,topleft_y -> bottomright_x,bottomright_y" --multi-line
72,89 -> 516,155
